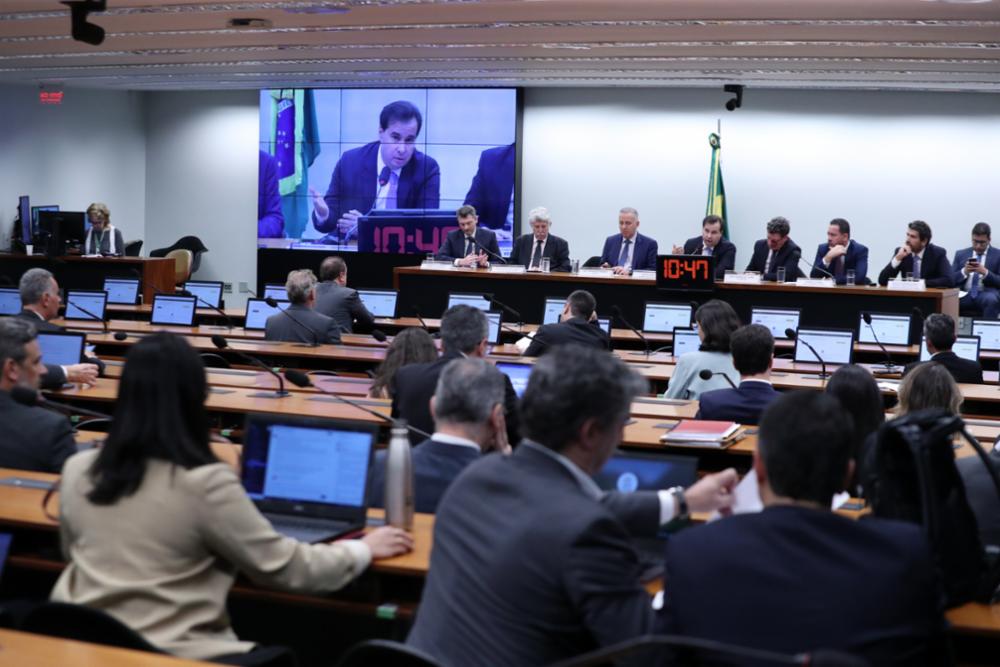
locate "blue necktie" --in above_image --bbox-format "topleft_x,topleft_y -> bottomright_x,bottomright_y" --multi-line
912,254 -> 921,280
617,238 -> 631,267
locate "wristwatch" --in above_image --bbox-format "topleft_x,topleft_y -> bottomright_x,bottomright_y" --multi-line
669,486 -> 690,522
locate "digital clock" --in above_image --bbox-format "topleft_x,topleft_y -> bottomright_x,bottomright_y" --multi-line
655,254 -> 717,291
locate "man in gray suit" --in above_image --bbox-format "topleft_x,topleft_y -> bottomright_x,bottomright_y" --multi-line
314,256 -> 375,334
264,269 -> 341,345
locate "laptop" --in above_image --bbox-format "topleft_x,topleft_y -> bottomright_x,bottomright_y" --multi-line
858,312 -> 910,346
541,296 -> 567,324
244,298 -> 289,331
357,288 -> 398,318
920,334 -> 980,363
447,292 -> 492,313
150,294 -> 197,326
486,311 -> 503,345
37,331 -> 85,366
671,327 -> 701,358
64,290 -> 108,322
103,277 -> 141,305
751,307 -> 801,340
241,414 -> 377,543
972,320 -> 1000,351
183,280 -> 224,309
496,361 -> 532,397
596,317 -> 612,336
642,302 -> 692,333
794,328 -> 855,365
263,283 -> 287,301
0,288 -> 20,315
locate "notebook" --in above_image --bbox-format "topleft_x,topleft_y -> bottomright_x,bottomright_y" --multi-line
357,288 -> 398,318
671,327 -> 700,358
642,302 -> 693,333
183,280 -> 224,309
495,361 -> 532,397
64,290 -> 108,322
750,307 -> 800,340
150,294 -> 197,326
858,312 -> 910,346
244,298 -> 289,331
102,277 -> 140,305
0,288 -> 20,315
263,284 -> 287,301
37,331 -> 85,366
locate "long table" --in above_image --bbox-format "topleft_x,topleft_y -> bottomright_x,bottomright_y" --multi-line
0,254 -> 176,305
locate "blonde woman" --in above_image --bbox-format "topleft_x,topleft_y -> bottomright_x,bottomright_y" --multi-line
84,202 -> 125,256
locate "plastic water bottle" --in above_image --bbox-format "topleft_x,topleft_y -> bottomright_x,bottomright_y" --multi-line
384,425 -> 414,530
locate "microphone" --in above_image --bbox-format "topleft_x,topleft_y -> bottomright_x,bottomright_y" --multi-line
378,166 -> 391,187
467,235 -> 507,264
862,313 -> 901,373
211,335 -> 289,398
372,329 -> 387,343
798,253 -> 834,280
284,369 -> 432,440
611,305 -> 651,357
66,299 -> 108,333
114,331 -> 128,341
698,368 -> 737,389
912,307 -> 925,323
12,386 -> 112,420
412,306 -> 439,338
486,295 -> 522,326
177,289 -> 234,332
785,328 -> 828,380
263,296 -> 320,347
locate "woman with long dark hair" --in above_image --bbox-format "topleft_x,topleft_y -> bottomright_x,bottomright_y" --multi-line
368,327 -> 437,399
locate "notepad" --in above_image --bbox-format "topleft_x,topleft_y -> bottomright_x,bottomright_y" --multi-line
661,419 -> 740,446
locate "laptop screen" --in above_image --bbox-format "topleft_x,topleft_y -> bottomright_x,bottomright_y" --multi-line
921,335 -> 980,363
151,294 -> 197,326
642,302 -> 692,333
486,311 -> 502,344
542,297 -> 566,325
751,307 -> 800,340
592,452 -> 698,494
0,288 -> 20,315
37,332 -> 85,366
103,278 -> 140,304
183,281 -> 224,309
597,317 -> 612,336
496,361 -> 532,397
794,328 -> 854,365
672,328 -> 701,358
858,312 -> 910,346
447,292 -> 491,313
263,284 -> 287,301
357,289 -> 398,318
972,320 -> 1000,351
244,298 -> 288,330
64,290 -> 107,321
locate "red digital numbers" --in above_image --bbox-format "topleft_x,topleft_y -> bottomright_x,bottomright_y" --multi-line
662,258 -> 709,281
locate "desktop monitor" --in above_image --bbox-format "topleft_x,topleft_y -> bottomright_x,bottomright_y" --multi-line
151,294 -> 197,326
0,288 -> 20,315
244,298 -> 289,331
103,277 -> 141,305
671,327 -> 701,358
486,311 -> 503,344
64,290 -> 108,322
30,205 -> 58,240
357,289 -> 398,318
858,312 -> 911,346
751,307 -> 801,340
794,328 -> 855,365
642,302 -> 692,333
263,284 -> 287,301
183,280 -> 224,309
17,196 -> 30,244
37,331 -> 85,366
446,292 -> 492,313
495,361 -> 532,398
37,210 -> 86,254
972,320 -> 1000,351
920,335 -> 980,363
541,296 -> 567,325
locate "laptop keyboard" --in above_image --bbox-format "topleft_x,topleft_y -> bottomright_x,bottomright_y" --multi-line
265,515 -> 353,542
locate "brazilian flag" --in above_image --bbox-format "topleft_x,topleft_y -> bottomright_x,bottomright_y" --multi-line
706,132 -> 729,240
269,89 -> 320,239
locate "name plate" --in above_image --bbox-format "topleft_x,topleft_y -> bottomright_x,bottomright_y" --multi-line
887,278 -> 927,291
420,260 -> 455,270
631,270 -> 656,280
579,267 -> 614,277
723,272 -> 762,284
795,278 -> 835,288
489,264 -> 526,274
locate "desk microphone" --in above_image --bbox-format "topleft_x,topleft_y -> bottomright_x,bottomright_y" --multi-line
698,369 -> 737,389
785,328 -> 828,380
177,289 -> 234,332
862,312 -> 901,373
12,386 -> 112,421
612,305 -> 651,357
798,254 -> 835,280
486,295 -> 522,326
66,299 -> 109,333
912,306 -> 925,323
467,235 -> 507,264
284,369 -> 432,440
411,306 -> 438,338
263,297 -> 320,347
372,329 -> 387,343
211,334 -> 289,398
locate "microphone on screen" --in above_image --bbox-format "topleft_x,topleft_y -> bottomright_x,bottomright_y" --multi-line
698,368 -> 737,389
378,166 -> 391,188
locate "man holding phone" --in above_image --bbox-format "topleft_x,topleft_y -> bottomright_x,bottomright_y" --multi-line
952,222 -> 1000,319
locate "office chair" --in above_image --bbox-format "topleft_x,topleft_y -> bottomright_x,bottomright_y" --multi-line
150,236 -> 209,275
21,602 -> 165,654
123,240 -> 143,257
582,256 -> 602,268
336,639 -> 441,667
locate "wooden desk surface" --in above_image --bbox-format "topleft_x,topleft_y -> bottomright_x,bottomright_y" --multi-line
0,628 -> 218,667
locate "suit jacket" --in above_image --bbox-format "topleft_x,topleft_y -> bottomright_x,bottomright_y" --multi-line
436,226 -> 501,262
15,310 -> 105,389
812,240 -> 870,285
257,150 -> 284,238
600,232 -> 658,271
314,140 -> 440,234
508,233 -> 571,272
368,438 -> 482,514
314,282 -> 375,334
463,144 -> 515,230
523,317 -> 610,357
662,506 -> 946,664
391,351 -> 520,446
745,239 -> 804,282
696,380 -> 780,425
951,246 -> 1000,291
407,443 -> 658,666
263,303 -> 341,345
878,243 -> 952,288
682,237 -> 736,279
0,389 -> 76,473
903,351 -> 983,384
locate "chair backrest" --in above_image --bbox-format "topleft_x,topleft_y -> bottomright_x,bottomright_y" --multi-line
165,248 -> 193,285
21,602 -> 163,654
123,240 -> 143,257
583,255 -> 603,268
336,639 -> 441,667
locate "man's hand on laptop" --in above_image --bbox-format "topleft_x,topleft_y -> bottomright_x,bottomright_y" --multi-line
66,363 -> 99,387
363,526 -> 414,559
684,468 -> 739,516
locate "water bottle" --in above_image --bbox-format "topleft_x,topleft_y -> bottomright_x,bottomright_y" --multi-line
384,424 -> 414,530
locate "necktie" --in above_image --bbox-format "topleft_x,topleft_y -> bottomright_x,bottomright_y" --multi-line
465,237 -> 475,257
704,245 -> 713,257
385,171 -> 398,209
530,239 -> 543,268
912,254 -> 921,280
765,250 -> 774,275
618,238 -> 631,267
833,256 -> 845,278
970,254 -> 982,297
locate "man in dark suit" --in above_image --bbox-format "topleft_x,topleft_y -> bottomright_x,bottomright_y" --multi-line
903,313 -> 983,383
407,345 -> 738,666
697,323 -> 780,425
951,222 -> 1000,319
745,216 -> 804,282
507,206 -> 571,272
16,267 -> 101,390
0,318 -> 76,473
812,217 -> 870,285
311,100 -> 440,243
371,358 -> 509,513
313,256 -> 375,334
671,214 -> 736,280
436,205 -> 501,266
878,220 -> 953,287
599,206 -> 658,273
264,269 -> 341,345
663,391 -> 947,663
392,304 -> 519,446
523,289 -> 609,357
463,143 -> 515,231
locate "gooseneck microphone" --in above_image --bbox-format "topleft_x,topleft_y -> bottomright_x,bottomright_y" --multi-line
912,307 -> 925,324
785,328 -> 828,380
798,253 -> 834,280
66,299 -> 108,333
486,295 -> 522,326
284,369 -> 432,440
11,386 -> 112,420
263,297 -> 320,347
698,368 -> 737,389
211,335 -> 289,398
862,312 -> 901,373
178,289 -> 233,331
467,235 -> 507,264
612,305 -> 651,357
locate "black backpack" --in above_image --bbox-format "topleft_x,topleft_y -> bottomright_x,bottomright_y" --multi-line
864,409 -> 1000,607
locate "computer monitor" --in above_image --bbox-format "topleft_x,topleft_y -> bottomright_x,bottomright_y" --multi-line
64,290 -> 108,322
794,328 -> 855,365
37,331 -> 85,366
972,320 -> 1000,351
672,327 -> 701,358
183,280 -> 224,309
447,292 -> 492,313
751,307 -> 801,340
357,289 -> 398,318
495,361 -> 532,398
37,210 -> 86,254
30,205 -> 58,240
858,312 -> 911,346
103,277 -> 141,305
596,317 -> 612,336
0,288 -> 20,315
920,335 -> 980,363
541,296 -> 567,325
263,284 -> 287,301
642,302 -> 692,333
17,196 -> 30,244
244,298 -> 289,331
151,294 -> 197,326
486,311 -> 503,344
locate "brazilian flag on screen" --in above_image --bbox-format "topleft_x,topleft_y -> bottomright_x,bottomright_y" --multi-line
706,132 -> 729,240
269,89 -> 320,239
